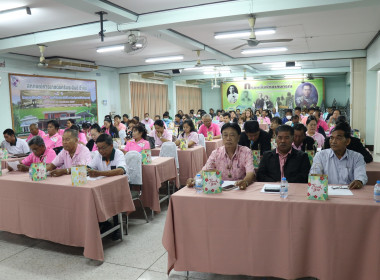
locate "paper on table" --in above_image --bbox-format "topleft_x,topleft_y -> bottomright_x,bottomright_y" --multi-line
7,161 -> 20,170
86,176 -> 106,181
260,184 -> 281,193
151,156 -> 159,161
328,185 -> 353,196
221,181 -> 239,190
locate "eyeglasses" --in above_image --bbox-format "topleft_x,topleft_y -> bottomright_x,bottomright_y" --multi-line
97,145 -> 111,151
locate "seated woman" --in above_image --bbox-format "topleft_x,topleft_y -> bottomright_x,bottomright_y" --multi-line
81,122 -> 91,142
148,120 -> 172,147
125,119 -> 138,140
103,116 -> 119,138
306,115 -> 325,148
123,123 -> 150,153
70,124 -> 87,145
269,117 -> 282,139
9,136 -> 56,172
86,123 -> 102,152
186,123 -> 255,190
175,119 -> 199,148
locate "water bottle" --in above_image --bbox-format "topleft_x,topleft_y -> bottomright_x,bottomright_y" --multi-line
374,181 -> 380,203
280,177 -> 288,199
194,174 -> 203,194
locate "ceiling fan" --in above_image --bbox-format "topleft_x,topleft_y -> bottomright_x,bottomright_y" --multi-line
231,15 -> 293,50
37,45 -> 48,67
124,31 -> 147,55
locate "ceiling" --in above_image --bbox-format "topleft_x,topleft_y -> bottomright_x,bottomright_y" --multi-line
0,0 -> 379,81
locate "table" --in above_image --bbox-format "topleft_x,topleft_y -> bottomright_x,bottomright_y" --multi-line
163,182 -> 380,280
366,161 -> 380,185
0,171 -> 135,261
1,157 -> 26,169
141,157 -> 180,212
152,146 -> 207,185
205,139 -> 223,158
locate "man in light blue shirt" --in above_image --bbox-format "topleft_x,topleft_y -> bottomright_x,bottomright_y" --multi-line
310,122 -> 367,189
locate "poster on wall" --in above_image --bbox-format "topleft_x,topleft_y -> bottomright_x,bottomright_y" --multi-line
222,78 -> 324,112
8,73 -> 98,136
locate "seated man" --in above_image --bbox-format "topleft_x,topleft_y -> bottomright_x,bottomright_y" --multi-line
198,114 -> 221,139
285,115 -> 301,126
187,123 -> 255,190
257,125 -> 311,183
312,122 -> 368,189
327,108 -> 341,127
43,120 -> 63,151
323,116 -> 373,163
1,129 -> 30,154
26,123 -> 45,142
292,123 -> 316,152
219,112 -> 231,128
47,129 -> 92,177
88,134 -> 127,177
11,136 -> 56,172
313,107 -> 329,133
238,121 -> 271,156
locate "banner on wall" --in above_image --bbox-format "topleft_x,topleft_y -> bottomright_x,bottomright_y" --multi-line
9,73 -> 98,136
222,78 -> 324,112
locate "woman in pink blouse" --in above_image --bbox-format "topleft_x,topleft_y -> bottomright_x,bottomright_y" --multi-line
306,115 -> 325,148
70,124 -> 88,145
123,123 -> 150,153
148,120 -> 172,147
186,123 -> 255,190
175,119 -> 199,148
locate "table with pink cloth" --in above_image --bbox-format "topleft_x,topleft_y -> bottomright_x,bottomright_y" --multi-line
205,139 -> 223,158
0,171 -> 135,261
259,123 -> 269,131
163,182 -> 380,280
151,146 -> 207,185
1,157 -> 26,169
141,157 -> 180,213
366,161 -> 380,185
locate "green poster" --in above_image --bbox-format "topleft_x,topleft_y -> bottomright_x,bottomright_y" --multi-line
222,78 -> 324,111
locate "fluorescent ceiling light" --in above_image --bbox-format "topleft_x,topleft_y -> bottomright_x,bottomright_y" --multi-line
233,77 -> 254,81
145,55 -> 184,63
270,66 -> 301,70
241,47 -> 287,55
263,62 -> 300,66
135,43 -> 143,48
96,45 -> 125,53
204,70 -> 231,75
184,66 -> 215,71
0,6 -> 31,21
214,29 -> 276,39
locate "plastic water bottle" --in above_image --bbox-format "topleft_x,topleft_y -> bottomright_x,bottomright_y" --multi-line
194,174 -> 203,194
280,177 -> 288,199
374,181 -> 380,203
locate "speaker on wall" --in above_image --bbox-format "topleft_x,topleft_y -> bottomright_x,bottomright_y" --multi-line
172,69 -> 181,74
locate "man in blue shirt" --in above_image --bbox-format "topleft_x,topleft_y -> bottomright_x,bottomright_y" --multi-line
310,122 -> 367,189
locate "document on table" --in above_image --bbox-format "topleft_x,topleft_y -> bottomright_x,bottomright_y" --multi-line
328,185 -> 353,195
86,176 -> 106,181
7,161 -> 20,170
260,184 -> 281,193
151,156 -> 159,161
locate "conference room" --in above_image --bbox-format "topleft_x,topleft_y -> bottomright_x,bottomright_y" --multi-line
0,0 -> 380,279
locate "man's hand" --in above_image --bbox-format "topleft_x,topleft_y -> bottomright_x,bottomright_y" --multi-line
87,169 -> 101,178
235,180 -> 249,190
50,169 -> 67,177
17,164 -> 29,172
348,180 -> 363,190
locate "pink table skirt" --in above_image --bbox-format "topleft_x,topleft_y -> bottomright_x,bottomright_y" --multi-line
1,157 -> 26,169
205,139 -> 223,158
163,182 -> 380,280
152,146 -> 207,185
0,171 -> 135,261
366,161 -> 380,185
141,157 -> 180,212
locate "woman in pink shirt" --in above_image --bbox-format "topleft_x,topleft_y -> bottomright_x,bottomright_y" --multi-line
70,124 -> 87,145
148,120 -> 172,147
114,115 -> 127,132
175,119 -> 199,148
306,115 -> 325,148
43,120 -> 63,150
123,123 -> 150,153
12,136 -> 56,172
86,124 -> 102,152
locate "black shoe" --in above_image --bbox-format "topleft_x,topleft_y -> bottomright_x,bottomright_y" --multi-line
112,229 -> 121,241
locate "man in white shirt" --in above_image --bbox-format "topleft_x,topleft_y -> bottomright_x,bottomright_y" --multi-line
88,134 -> 127,177
1,129 -> 30,154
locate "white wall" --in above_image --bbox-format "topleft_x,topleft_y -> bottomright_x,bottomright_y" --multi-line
0,55 -> 120,141
366,35 -> 380,146
324,76 -> 350,107
200,82 -> 222,112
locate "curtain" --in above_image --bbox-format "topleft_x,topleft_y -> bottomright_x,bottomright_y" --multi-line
130,82 -> 168,119
176,86 -> 202,114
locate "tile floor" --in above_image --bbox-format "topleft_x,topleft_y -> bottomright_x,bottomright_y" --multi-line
0,203 -> 312,280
